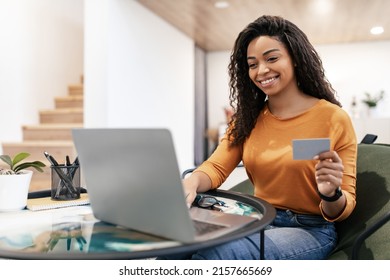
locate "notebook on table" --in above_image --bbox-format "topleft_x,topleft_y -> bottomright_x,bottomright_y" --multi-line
27,193 -> 90,211
72,128 -> 257,243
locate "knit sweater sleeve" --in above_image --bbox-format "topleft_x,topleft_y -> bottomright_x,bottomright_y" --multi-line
194,133 -> 243,189
320,108 -> 357,222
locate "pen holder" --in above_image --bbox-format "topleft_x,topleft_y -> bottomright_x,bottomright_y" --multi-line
51,165 -> 81,200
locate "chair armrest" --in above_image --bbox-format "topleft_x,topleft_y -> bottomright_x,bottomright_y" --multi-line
352,210 -> 390,259
181,164 -> 245,179
360,134 -> 378,144
181,167 -> 197,179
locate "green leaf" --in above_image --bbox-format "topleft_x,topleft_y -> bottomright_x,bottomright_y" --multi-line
14,162 -> 45,173
32,161 -> 46,167
1,152 -> 45,174
12,152 -> 30,166
29,164 -> 45,173
0,155 -> 13,169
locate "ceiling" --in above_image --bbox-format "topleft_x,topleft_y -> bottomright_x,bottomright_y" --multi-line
137,0 -> 390,52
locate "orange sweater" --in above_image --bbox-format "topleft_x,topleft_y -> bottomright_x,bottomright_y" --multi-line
196,100 -> 357,222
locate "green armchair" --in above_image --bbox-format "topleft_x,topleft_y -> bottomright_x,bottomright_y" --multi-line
229,142 -> 390,259
328,143 -> 390,259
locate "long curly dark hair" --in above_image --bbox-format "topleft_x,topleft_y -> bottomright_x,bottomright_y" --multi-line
227,15 -> 341,146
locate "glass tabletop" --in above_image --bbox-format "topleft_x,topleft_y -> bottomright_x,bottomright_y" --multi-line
0,190 -> 275,259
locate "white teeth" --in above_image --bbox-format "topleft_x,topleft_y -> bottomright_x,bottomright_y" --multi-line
260,77 -> 276,85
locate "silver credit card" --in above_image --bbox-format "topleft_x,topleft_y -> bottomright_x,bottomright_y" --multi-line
292,138 -> 330,160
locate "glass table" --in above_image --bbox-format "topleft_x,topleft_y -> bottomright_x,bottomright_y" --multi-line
0,189 -> 275,259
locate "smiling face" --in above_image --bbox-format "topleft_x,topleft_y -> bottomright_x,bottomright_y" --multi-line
247,36 -> 298,98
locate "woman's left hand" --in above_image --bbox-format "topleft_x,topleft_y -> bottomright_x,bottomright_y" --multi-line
314,151 -> 344,196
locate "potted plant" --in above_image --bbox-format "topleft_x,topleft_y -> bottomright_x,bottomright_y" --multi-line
0,152 -> 46,211
361,90 -> 385,117
362,90 -> 385,108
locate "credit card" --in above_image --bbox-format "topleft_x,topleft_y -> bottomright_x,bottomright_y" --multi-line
292,138 -> 330,160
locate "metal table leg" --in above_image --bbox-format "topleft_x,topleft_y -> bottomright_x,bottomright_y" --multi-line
260,229 -> 265,260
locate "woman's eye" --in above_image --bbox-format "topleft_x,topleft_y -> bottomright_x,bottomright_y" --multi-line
267,56 -> 278,62
248,63 -> 257,69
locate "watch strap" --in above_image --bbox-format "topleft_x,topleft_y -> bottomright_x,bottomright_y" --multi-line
318,187 -> 342,202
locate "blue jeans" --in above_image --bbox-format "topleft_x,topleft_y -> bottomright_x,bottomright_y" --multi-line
158,209 -> 338,260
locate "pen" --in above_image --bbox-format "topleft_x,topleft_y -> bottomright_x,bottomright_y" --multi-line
45,151 -> 65,198
69,156 -> 79,179
67,156 -> 80,195
44,151 -> 59,166
66,155 -> 71,166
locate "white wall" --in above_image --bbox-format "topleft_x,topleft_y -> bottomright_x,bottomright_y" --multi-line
316,41 -> 390,118
84,0 -> 195,170
0,0 -> 84,149
206,52 -> 231,129
207,40 -> 390,129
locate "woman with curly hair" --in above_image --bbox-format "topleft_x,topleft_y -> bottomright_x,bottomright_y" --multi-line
172,15 -> 356,260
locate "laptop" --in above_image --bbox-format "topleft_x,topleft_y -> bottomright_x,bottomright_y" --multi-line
72,128 -> 257,243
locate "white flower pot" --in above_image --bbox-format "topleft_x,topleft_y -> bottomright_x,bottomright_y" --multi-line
0,170 -> 32,211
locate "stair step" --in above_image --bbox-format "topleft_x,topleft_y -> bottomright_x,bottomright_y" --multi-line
2,141 -> 77,162
68,84 -> 83,96
22,123 -> 83,141
1,141 -> 77,192
39,108 -> 84,124
55,95 -> 83,108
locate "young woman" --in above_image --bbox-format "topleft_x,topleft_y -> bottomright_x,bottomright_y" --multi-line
171,15 -> 357,260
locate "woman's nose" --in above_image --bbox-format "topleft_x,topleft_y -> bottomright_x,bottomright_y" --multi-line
257,63 -> 270,75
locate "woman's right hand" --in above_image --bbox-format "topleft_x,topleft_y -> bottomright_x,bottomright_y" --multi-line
182,177 -> 200,208
182,172 -> 212,208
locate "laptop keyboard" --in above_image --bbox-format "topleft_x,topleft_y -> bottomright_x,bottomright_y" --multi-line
193,219 -> 227,235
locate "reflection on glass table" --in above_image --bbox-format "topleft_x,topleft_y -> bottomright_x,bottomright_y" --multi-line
0,191 -> 274,259
47,222 -> 86,251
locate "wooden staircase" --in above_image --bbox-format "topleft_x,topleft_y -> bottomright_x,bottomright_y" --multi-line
1,78 -> 84,192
